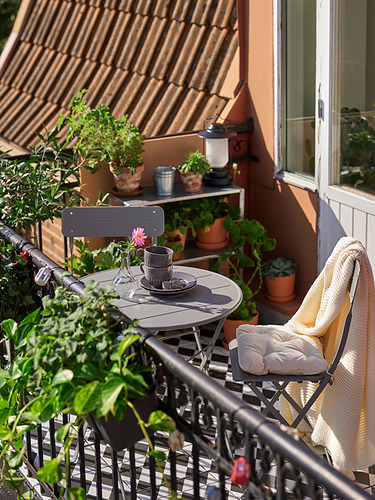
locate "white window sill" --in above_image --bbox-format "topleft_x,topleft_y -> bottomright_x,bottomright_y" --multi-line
274,171 -> 318,192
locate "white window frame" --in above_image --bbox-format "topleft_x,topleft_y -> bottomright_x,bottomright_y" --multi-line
273,0 -> 318,193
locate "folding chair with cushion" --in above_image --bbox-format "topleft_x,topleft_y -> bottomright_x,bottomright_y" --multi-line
229,237 -> 375,472
230,258 -> 360,429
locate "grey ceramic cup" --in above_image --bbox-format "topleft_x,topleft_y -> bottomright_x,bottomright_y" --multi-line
137,246 -> 173,268
140,263 -> 173,289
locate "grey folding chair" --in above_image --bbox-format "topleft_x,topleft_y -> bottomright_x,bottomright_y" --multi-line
61,205 -> 165,275
229,259 -> 360,430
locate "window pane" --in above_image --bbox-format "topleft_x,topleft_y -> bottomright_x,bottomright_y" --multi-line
335,0 -> 375,196
283,0 -> 316,176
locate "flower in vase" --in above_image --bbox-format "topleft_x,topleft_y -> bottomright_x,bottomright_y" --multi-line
132,227 -> 146,247
118,227 -> 146,252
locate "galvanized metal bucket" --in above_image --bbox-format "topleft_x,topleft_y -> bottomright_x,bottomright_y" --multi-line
152,166 -> 176,196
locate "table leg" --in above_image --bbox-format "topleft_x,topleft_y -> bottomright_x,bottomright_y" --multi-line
199,317 -> 226,371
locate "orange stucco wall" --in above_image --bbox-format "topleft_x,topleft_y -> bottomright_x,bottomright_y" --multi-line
241,0 -> 318,297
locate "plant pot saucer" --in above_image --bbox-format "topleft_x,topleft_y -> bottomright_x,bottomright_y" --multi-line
195,238 -> 229,250
110,186 -> 144,198
266,292 -> 296,303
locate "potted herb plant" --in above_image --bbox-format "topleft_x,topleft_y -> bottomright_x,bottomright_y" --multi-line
212,206 -> 276,348
262,257 -> 298,302
59,89 -> 145,194
0,281 -> 178,499
190,196 -> 232,250
157,201 -> 195,259
177,150 -> 211,193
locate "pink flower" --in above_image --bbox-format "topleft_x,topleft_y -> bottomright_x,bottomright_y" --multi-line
132,227 -> 146,247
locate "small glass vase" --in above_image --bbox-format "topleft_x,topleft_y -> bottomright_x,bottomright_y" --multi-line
113,249 -> 137,298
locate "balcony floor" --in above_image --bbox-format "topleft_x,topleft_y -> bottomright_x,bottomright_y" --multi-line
21,323 -> 375,499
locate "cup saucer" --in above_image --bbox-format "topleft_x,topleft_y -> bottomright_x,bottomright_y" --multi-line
140,272 -> 197,296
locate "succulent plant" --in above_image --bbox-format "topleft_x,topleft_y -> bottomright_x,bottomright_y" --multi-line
261,257 -> 298,280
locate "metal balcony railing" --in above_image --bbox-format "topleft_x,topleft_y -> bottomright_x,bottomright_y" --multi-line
0,223 -> 372,500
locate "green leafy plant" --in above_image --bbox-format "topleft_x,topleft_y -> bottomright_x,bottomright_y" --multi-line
63,240 -> 142,278
261,257 -> 298,280
0,243 -> 38,323
59,89 -> 145,175
178,150 -> 211,175
189,196 -> 232,233
212,206 -> 276,321
0,281 -> 178,499
0,129 -> 85,236
157,201 -> 195,253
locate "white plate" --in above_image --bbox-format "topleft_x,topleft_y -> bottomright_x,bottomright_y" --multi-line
140,272 -> 197,296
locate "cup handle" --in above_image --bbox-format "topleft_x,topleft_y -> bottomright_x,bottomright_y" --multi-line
140,262 -> 145,274
136,248 -> 144,261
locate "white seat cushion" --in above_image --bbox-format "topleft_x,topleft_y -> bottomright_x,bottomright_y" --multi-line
235,324 -> 328,376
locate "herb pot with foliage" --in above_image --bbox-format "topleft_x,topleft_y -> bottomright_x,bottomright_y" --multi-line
178,150 -> 211,193
190,196 -> 232,250
157,201 -> 195,259
212,206 -> 276,347
0,281 -> 178,499
262,257 -> 298,302
60,89 -> 145,194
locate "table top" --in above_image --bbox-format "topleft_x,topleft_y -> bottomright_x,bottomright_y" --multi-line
81,265 -> 242,332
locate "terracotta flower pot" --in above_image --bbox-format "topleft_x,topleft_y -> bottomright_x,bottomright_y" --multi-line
195,216 -> 229,250
109,164 -> 144,193
264,273 -> 296,302
179,171 -> 203,193
165,228 -> 187,260
222,312 -> 259,350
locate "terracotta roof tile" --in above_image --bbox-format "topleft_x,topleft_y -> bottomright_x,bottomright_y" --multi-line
44,2 -> 76,50
0,0 -> 238,148
151,20 -> 186,81
132,17 -> 168,75
100,11 -> 132,66
189,27 -> 229,90
142,83 -> 185,137
111,73 -> 147,117
86,8 -> 118,61
13,45 -> 44,89
17,102 -> 60,146
61,4 -> 92,57
115,14 -> 149,69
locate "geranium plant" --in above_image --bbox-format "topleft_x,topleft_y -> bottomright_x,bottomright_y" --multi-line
212,205 -> 276,321
0,281 -> 179,499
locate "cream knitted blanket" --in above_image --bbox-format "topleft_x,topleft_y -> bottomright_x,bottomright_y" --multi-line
281,237 -> 375,472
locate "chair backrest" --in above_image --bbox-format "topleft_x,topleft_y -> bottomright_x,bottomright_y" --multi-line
61,206 -> 164,273
327,258 -> 360,375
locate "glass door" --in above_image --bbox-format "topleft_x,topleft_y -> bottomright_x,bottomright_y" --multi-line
317,0 -> 375,269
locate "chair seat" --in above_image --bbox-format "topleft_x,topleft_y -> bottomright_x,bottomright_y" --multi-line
233,325 -> 328,376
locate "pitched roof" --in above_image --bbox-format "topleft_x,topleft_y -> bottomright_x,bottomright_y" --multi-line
0,0 -> 238,149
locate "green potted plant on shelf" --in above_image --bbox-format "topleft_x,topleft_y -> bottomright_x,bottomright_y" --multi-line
157,201 -> 195,259
189,196 -> 233,250
177,150 -> 211,193
262,257 -> 298,303
0,281 -> 178,499
212,205 -> 276,348
59,89 -> 145,194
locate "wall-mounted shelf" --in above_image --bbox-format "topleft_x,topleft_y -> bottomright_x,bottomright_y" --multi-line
110,182 -> 245,264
